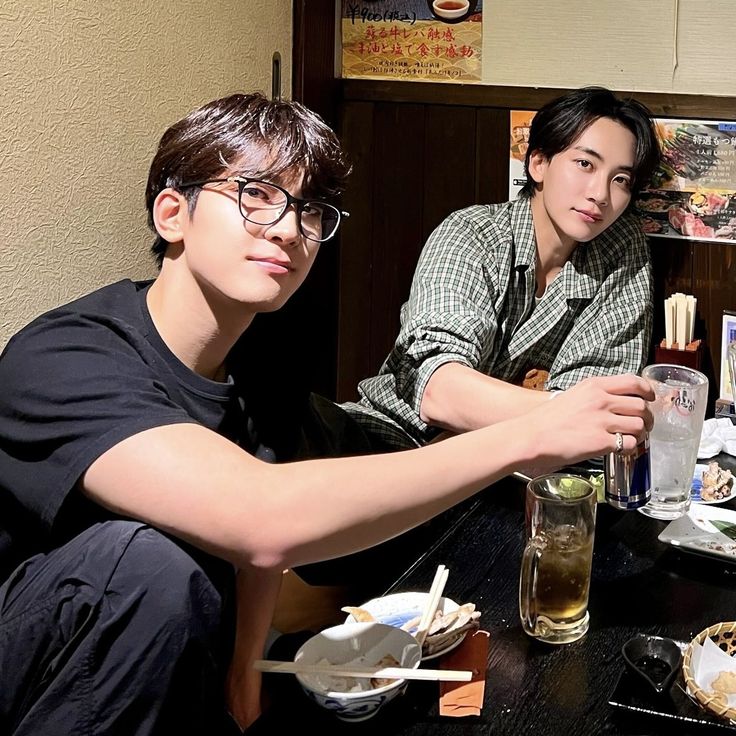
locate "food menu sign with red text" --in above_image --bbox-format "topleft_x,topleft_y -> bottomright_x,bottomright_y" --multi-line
341,1 -> 483,82
636,119 -> 736,243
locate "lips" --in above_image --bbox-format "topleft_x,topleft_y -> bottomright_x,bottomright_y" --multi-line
248,257 -> 291,274
573,209 -> 603,223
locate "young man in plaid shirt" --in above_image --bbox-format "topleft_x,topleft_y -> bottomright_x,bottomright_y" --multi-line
346,87 -> 660,450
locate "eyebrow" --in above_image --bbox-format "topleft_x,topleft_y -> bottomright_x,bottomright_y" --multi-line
573,146 -> 635,172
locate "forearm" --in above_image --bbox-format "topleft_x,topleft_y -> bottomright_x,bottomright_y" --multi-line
267,419 -> 536,567
84,373 -> 652,579
261,374 -> 651,566
85,417 -> 540,572
420,362 -> 550,432
226,566 -> 284,731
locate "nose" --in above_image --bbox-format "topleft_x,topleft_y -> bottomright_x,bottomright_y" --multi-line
264,204 -> 301,246
587,174 -> 609,207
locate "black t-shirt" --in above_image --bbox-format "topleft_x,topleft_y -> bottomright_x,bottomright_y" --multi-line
0,279 -> 306,581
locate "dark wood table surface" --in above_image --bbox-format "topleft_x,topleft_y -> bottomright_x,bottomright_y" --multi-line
252,452 -> 736,735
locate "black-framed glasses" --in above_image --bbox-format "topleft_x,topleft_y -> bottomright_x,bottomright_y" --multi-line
178,176 -> 349,243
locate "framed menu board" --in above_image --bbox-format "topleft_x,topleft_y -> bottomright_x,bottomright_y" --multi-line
341,1 -> 483,82
634,119 -> 736,244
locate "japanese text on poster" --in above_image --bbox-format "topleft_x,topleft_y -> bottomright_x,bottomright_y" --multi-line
341,1 -> 483,82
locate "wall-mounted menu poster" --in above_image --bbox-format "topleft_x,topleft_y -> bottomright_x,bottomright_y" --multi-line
508,110 -> 534,199
635,119 -> 736,244
341,1 -> 483,82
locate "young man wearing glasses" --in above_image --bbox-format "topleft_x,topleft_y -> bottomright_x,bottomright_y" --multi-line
0,92 -> 654,734
345,87 -> 661,450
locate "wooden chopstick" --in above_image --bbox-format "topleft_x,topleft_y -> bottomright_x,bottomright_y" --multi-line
253,659 -> 472,682
415,564 -> 449,647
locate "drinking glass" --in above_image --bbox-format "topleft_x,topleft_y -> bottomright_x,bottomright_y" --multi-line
519,474 -> 596,645
729,341 -> 736,406
638,364 -> 708,521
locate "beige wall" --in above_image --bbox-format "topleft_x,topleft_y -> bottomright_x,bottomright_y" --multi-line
486,0 -> 735,95
0,0 -> 292,347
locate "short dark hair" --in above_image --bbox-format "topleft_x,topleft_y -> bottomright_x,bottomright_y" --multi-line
145,93 -> 351,266
519,86 -> 660,199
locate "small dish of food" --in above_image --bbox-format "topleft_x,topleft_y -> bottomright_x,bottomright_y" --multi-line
688,191 -> 732,217
692,462 -> 735,505
342,591 -> 480,660
635,196 -> 673,215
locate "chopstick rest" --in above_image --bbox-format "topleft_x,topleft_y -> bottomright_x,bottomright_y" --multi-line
439,629 -> 489,717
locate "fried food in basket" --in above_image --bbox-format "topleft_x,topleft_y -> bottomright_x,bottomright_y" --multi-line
712,670 -> 736,695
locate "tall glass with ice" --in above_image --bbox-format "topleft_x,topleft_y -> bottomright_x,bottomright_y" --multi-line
638,364 -> 708,521
519,474 -> 596,645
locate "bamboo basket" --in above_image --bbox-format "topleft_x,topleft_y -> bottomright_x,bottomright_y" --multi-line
682,621 -> 736,723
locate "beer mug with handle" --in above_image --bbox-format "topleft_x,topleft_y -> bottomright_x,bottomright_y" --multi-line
519,474 -> 597,644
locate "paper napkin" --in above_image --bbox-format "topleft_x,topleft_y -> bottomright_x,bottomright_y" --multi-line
689,636 -> 736,709
699,418 -> 736,459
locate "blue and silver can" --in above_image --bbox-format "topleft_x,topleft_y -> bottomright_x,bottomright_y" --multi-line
604,436 -> 651,510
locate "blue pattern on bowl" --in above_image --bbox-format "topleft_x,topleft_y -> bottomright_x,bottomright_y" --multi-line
295,622 -> 421,722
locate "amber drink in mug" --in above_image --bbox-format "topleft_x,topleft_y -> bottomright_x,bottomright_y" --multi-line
519,474 -> 596,645
638,364 -> 708,521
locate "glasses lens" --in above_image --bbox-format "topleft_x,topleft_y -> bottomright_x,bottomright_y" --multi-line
239,181 -> 287,225
301,202 -> 340,242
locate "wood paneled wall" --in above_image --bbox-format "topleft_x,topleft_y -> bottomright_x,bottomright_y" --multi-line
336,80 -> 736,407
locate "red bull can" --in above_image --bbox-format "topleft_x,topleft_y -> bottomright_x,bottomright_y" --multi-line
604,436 -> 651,510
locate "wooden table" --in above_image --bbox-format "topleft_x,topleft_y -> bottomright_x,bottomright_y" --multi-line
252,454 -> 736,735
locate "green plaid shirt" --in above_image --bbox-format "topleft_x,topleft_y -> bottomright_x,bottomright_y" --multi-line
343,196 -> 652,448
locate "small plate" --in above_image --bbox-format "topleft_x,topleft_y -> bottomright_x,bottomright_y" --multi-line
692,464 -> 736,505
659,505 -> 736,562
343,592 -> 466,661
609,649 -> 736,731
621,634 -> 682,694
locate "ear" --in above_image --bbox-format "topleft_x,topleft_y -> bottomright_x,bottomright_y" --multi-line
152,188 -> 187,245
527,150 -> 548,186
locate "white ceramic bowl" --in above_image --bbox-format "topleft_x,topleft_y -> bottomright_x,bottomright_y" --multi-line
432,0 -> 470,20
294,622 -> 421,722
